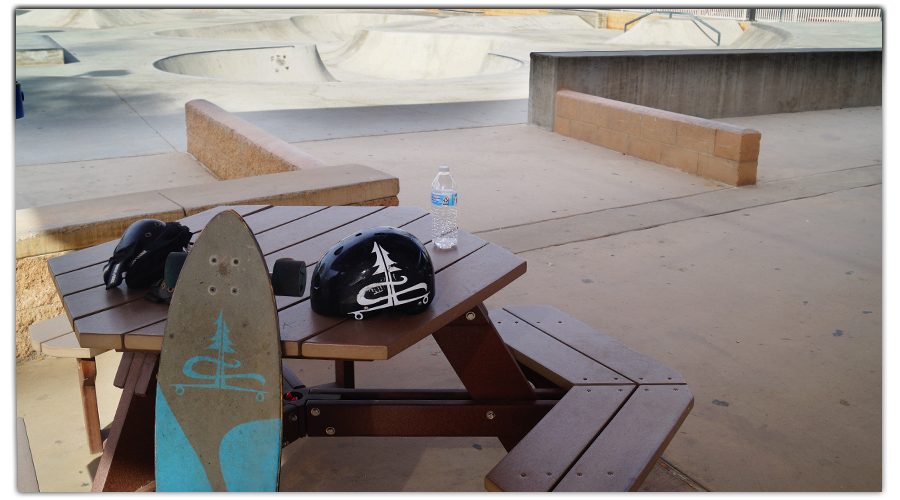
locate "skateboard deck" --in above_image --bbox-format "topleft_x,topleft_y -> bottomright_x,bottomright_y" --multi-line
155,210 -> 282,492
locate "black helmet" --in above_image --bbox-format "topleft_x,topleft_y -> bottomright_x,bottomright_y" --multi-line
310,226 -> 435,320
102,219 -> 192,289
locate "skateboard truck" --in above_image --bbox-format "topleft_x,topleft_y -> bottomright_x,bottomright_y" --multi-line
147,254 -> 306,304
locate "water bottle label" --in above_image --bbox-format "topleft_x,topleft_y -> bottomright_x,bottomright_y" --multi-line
431,192 -> 457,207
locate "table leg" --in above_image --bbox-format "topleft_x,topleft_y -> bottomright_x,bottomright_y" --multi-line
432,303 -> 541,451
90,353 -> 158,492
432,303 -> 536,401
335,360 -> 355,388
77,358 -> 103,454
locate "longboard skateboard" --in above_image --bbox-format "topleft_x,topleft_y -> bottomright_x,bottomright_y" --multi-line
155,210 -> 283,492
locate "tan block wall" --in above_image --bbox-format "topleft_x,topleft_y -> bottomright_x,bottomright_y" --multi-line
16,251 -> 71,361
554,90 -> 761,186
186,99 -> 327,180
606,11 -> 667,30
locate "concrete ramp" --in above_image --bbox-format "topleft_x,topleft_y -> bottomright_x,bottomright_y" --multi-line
153,45 -> 337,83
156,12 -> 435,42
323,29 -> 523,80
727,23 -> 791,49
606,17 -> 744,47
390,14 -> 595,33
156,18 -> 319,43
289,12 -> 436,42
15,9 -> 175,28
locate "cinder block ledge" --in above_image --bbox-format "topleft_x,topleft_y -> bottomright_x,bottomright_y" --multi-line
15,164 -> 399,259
554,90 -> 761,186
186,98 -> 328,180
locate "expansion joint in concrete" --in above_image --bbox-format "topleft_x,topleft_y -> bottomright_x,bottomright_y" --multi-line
477,164 -> 881,255
514,181 -> 880,255
154,192 -> 189,218
103,82 -> 178,153
658,458 -> 711,492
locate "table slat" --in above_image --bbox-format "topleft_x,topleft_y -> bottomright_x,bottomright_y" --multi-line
485,386 -> 632,492
503,306 -> 686,385
122,320 -> 166,351
244,205 -> 327,234
54,262 -> 106,297
491,308 -> 627,388
553,385 -> 694,491
263,206 -> 427,265
255,206 -> 383,255
74,299 -> 169,350
64,284 -> 150,320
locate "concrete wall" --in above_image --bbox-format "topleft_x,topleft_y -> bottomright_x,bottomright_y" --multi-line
554,90 -> 760,186
529,48 -> 882,130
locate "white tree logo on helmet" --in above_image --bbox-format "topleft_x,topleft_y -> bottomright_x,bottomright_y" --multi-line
352,242 -> 430,320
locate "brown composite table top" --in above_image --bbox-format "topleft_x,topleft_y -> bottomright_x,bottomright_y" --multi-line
48,205 -> 527,361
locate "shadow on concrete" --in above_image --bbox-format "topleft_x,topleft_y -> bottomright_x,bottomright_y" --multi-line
234,99 -> 528,144
78,70 -> 133,77
86,456 -> 100,485
63,49 -> 80,64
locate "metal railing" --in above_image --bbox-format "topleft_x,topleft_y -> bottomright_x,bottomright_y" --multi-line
626,8 -> 882,22
624,10 -> 722,46
755,8 -> 882,22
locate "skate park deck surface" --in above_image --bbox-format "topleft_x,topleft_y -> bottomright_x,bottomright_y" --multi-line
13,8 -> 885,493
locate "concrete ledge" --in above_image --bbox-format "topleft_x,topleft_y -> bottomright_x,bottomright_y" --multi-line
161,163 -> 399,216
15,164 -> 399,258
30,314 -> 108,358
15,191 -> 185,259
555,90 -> 760,186
17,418 -> 39,492
186,99 -> 328,180
529,48 -> 882,130
15,34 -> 64,66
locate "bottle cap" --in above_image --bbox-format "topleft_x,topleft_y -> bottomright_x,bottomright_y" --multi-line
438,165 -> 449,171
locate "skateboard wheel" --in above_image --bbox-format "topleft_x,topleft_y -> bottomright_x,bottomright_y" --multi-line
164,252 -> 188,289
271,258 -> 306,297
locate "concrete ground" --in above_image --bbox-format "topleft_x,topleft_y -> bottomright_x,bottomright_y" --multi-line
13,9 -> 883,492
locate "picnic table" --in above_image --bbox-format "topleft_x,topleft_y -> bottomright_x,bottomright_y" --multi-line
48,204 -> 693,492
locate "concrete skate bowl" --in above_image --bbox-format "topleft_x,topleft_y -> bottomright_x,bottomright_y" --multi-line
154,12 -> 526,81
153,45 -> 337,82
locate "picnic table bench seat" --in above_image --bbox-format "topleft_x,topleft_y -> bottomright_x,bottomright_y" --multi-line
486,305 -> 693,492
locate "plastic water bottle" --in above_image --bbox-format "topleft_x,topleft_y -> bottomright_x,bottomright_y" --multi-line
431,165 -> 458,249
